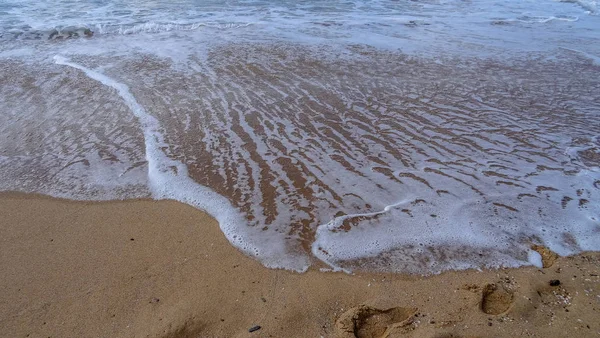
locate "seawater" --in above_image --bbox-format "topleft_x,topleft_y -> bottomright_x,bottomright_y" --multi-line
0,0 -> 599,274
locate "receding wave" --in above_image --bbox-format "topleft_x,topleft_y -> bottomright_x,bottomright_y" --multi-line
1,44 -> 599,274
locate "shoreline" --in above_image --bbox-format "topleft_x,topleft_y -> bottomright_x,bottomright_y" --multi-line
1,192 -> 599,337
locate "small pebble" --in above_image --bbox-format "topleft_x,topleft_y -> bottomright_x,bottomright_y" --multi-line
249,325 -> 261,333
549,279 -> 561,286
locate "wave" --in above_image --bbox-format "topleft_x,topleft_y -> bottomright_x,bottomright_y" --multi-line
0,26 -> 94,40
99,22 -> 254,35
0,21 -> 254,41
491,15 -> 579,25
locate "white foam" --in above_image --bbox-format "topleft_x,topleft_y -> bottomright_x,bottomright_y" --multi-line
53,55 -> 309,272
527,250 -> 544,268
108,22 -> 254,35
514,15 -> 579,23
311,152 -> 600,274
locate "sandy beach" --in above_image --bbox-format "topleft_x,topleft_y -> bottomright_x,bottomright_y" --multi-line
1,192 -> 598,338
1,0 -> 599,337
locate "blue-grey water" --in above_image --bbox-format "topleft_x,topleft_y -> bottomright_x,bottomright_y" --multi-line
1,0 -> 599,54
1,0 -> 599,274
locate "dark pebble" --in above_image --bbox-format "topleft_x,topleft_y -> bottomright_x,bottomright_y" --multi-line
249,325 -> 261,333
549,279 -> 561,286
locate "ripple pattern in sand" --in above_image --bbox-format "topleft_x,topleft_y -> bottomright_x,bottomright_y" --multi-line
1,45 -> 599,272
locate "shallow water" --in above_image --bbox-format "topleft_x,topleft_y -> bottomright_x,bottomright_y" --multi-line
1,0 -> 599,273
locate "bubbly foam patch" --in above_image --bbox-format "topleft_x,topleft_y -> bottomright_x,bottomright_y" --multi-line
527,250 -> 544,269
312,169 -> 600,273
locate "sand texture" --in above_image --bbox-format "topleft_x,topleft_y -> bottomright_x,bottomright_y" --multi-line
1,192 -> 599,338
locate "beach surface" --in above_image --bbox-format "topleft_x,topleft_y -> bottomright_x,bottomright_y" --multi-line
1,192 -> 599,338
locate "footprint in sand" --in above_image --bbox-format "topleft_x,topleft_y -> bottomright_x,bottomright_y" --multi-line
480,283 -> 514,315
335,305 -> 418,338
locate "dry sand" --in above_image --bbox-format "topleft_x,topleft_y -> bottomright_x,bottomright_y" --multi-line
1,192 -> 599,338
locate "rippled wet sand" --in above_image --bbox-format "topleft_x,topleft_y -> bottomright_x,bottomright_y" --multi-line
1,44 -> 599,272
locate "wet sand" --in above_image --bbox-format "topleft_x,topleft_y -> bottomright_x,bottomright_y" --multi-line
1,192 -> 599,338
